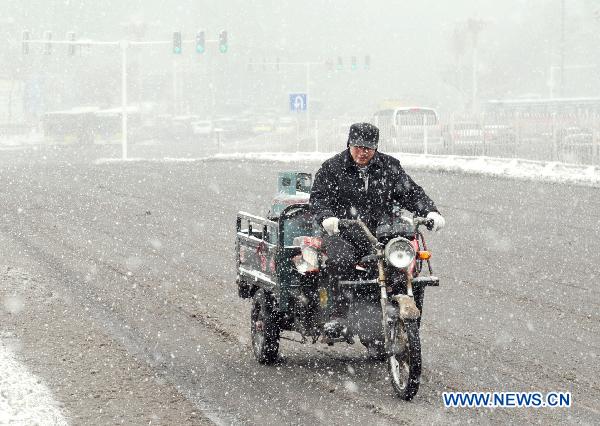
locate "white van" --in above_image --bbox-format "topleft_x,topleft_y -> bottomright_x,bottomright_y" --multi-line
372,107 -> 442,152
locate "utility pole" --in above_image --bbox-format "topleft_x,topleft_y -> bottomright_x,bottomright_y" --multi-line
467,18 -> 485,115
120,41 -> 128,160
305,62 -> 311,132
560,0 -> 566,97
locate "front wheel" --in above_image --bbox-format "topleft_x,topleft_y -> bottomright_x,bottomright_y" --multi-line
250,289 -> 280,364
388,319 -> 421,400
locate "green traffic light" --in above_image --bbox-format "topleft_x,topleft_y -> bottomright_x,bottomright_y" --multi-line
196,31 -> 205,54
173,31 -> 182,54
218,30 -> 228,53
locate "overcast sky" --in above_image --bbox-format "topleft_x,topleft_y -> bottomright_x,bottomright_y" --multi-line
3,0 -> 599,117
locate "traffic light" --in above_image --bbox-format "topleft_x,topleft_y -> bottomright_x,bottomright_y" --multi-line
351,56 -> 357,71
67,31 -> 76,55
43,31 -> 52,55
336,56 -> 343,71
22,30 -> 30,55
219,30 -> 228,53
364,55 -> 371,70
173,31 -> 182,54
195,30 -> 205,54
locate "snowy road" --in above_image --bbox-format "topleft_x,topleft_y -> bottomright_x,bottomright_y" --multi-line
0,144 -> 598,424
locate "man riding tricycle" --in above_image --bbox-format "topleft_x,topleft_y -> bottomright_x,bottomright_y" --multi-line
235,123 -> 445,400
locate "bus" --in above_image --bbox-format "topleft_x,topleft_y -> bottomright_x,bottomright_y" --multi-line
43,106 -> 145,144
484,97 -> 600,117
43,107 -> 99,144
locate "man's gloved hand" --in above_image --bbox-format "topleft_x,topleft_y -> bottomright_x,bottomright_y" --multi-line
322,217 -> 340,236
426,212 -> 445,232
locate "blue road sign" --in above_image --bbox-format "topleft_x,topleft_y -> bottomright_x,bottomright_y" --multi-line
289,93 -> 307,112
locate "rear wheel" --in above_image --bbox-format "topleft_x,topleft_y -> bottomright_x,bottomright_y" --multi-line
251,289 -> 280,364
388,319 -> 421,400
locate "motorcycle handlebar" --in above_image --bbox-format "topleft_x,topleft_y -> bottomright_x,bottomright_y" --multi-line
338,219 -> 378,245
414,217 -> 435,231
338,217 -> 434,243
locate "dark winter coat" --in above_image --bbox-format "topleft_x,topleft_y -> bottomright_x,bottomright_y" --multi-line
309,149 -> 439,233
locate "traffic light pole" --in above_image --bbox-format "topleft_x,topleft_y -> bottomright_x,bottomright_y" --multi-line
305,63 -> 311,133
121,41 -> 128,160
21,35 -> 222,160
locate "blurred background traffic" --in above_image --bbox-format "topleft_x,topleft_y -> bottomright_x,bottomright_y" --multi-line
1,0 -> 600,165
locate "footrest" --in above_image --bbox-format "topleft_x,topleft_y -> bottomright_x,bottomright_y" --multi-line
412,276 -> 440,287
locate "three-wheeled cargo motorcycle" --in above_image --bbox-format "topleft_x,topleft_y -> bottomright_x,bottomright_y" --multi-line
235,171 -> 440,400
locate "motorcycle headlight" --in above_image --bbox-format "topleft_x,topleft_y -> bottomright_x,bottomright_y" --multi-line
384,237 -> 416,269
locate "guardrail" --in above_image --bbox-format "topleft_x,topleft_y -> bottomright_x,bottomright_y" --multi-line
215,116 -> 600,167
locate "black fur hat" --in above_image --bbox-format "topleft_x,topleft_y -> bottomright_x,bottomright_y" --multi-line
347,122 -> 379,149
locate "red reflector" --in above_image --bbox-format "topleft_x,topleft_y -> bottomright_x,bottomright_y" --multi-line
300,236 -> 322,249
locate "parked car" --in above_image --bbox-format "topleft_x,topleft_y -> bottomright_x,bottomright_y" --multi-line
483,124 -> 516,145
559,127 -> 593,145
252,118 -> 276,134
171,115 -> 201,141
213,118 -> 236,133
213,117 -> 252,139
191,120 -> 213,138
444,122 -> 483,146
558,127 -> 595,162
275,116 -> 298,134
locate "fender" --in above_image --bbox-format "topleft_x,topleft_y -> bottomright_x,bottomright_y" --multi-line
391,294 -> 421,320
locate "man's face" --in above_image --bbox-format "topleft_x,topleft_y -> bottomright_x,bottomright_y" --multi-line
350,145 -> 376,166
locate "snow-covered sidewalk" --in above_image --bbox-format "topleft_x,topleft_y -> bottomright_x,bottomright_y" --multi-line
0,338 -> 68,425
207,152 -> 600,187
106,151 -> 599,187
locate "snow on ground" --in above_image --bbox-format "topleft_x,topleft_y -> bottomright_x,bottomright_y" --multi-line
2,148 -> 595,423
0,337 -> 68,425
214,152 -> 600,187
98,151 -> 600,187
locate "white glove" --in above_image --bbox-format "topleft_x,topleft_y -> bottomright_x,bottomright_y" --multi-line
322,217 -> 340,236
426,212 -> 445,232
